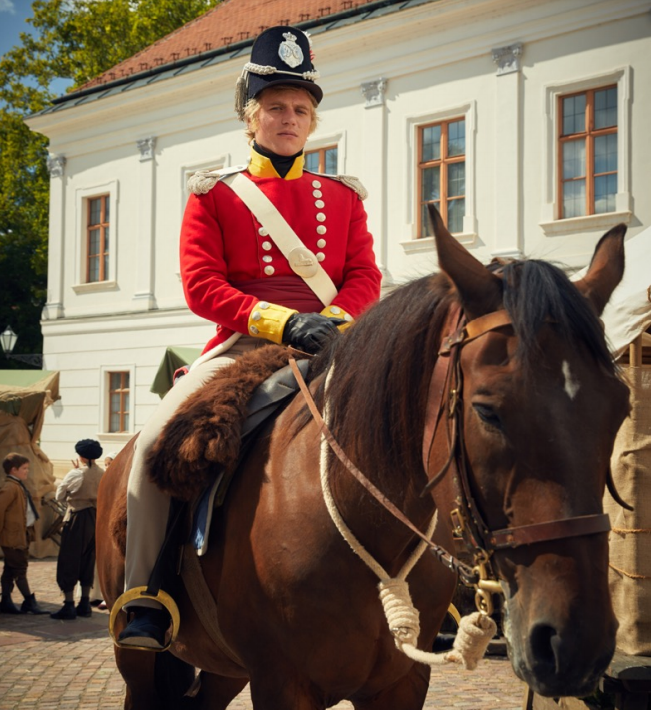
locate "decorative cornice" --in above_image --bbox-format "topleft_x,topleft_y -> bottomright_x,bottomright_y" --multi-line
137,136 -> 156,162
360,78 -> 387,108
491,43 -> 523,76
46,154 -> 66,177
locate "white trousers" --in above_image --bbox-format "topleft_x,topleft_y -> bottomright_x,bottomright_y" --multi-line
124,337 -> 263,606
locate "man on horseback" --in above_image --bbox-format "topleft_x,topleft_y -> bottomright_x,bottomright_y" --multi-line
117,25 -> 382,649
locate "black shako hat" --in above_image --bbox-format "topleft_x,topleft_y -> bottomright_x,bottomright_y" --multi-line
235,25 -> 323,121
75,439 -> 103,461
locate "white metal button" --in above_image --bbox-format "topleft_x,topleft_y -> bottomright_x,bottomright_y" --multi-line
316,213 -> 326,222
259,301 -> 270,309
330,306 -> 341,315
258,227 -> 268,236
249,325 -> 259,335
344,314 -> 354,322
251,311 -> 261,321
264,265 -> 275,275
312,180 -> 321,188
263,255 -> 273,263
262,241 -> 272,251
317,225 -> 327,235
317,239 -> 326,248
313,190 -> 322,198
316,252 -> 325,262
315,200 -> 325,209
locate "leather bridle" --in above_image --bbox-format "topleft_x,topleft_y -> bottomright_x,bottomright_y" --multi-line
422,307 -> 611,551
290,303 -> 616,615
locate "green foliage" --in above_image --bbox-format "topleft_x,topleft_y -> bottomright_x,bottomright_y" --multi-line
0,0 -> 221,367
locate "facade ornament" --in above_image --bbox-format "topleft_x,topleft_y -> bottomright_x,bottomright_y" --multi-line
491,43 -> 523,76
46,154 -> 66,177
360,78 -> 387,108
137,136 -> 157,162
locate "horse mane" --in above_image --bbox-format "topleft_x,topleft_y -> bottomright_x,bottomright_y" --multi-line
304,258 -> 617,495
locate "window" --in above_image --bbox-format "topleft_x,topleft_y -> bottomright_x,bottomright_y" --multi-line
86,194 -> 110,282
108,371 -> 130,433
559,86 -> 617,219
418,119 -> 465,237
305,146 -> 338,175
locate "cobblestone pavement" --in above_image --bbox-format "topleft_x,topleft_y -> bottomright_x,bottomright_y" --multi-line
0,559 -> 526,710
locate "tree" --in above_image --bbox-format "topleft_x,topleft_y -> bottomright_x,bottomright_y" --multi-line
0,0 -> 221,368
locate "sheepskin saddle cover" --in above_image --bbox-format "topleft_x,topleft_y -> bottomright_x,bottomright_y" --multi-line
146,344 -> 300,502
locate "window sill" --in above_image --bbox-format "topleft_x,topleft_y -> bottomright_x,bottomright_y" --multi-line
400,232 -> 477,254
97,432 -> 133,444
539,211 -> 632,237
72,280 -> 118,294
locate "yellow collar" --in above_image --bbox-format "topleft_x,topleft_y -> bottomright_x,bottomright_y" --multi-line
248,147 -> 304,180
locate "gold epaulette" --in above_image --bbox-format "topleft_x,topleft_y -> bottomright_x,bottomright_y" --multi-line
187,164 -> 248,195
305,171 -> 368,201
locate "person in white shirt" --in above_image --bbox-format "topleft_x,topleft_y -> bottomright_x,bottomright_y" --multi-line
50,439 -> 104,620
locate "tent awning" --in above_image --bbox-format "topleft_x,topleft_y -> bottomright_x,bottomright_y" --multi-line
150,346 -> 202,398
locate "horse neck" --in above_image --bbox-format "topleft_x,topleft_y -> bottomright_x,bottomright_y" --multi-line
328,456 -> 438,578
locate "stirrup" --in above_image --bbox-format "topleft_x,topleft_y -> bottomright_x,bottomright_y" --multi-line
109,587 -> 180,652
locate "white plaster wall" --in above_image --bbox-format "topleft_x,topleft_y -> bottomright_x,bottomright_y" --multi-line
26,0 -> 651,471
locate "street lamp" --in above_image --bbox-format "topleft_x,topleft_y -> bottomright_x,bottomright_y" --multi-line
0,326 -> 43,368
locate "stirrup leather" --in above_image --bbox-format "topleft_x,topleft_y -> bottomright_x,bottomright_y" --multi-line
109,587 -> 180,652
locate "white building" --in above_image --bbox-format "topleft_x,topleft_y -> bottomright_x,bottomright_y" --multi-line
25,0 -> 651,475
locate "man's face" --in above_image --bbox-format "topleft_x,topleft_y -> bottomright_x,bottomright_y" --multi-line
12,463 -> 29,480
252,87 -> 313,156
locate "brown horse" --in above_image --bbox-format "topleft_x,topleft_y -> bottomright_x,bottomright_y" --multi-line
97,211 -> 630,709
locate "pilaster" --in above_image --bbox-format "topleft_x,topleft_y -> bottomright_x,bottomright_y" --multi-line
359,78 -> 390,280
132,137 -> 157,310
42,155 -> 66,320
491,43 -> 524,259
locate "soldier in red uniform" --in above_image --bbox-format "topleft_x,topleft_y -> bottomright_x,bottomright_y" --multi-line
118,25 -> 382,649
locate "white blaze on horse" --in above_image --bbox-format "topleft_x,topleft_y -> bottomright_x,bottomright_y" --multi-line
97,208 -> 630,710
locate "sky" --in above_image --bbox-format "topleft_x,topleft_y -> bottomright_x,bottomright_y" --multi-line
0,0 -> 73,96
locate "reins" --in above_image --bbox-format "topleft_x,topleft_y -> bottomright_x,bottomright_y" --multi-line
287,356 -> 478,587
290,301 -> 617,618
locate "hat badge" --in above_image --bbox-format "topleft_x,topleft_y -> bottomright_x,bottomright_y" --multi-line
278,32 -> 304,69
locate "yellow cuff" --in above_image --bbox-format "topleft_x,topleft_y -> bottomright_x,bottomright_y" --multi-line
320,305 -> 355,332
247,302 -> 298,344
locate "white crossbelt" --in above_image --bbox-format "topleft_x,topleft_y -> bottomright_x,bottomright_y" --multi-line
222,172 -> 338,306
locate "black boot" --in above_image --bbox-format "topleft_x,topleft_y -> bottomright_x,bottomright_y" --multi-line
50,601 -> 76,620
117,607 -> 170,649
0,594 -> 21,614
21,593 -> 49,615
76,596 -> 92,618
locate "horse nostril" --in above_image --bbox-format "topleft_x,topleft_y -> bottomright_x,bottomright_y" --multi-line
529,623 -> 561,673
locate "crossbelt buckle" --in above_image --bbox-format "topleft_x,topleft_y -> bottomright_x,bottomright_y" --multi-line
109,587 -> 180,652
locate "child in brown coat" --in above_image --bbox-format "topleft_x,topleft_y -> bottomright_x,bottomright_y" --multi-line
0,453 -> 48,614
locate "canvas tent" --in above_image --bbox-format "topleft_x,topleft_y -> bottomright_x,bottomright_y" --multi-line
574,226 -> 651,656
150,346 -> 202,398
0,370 -> 60,558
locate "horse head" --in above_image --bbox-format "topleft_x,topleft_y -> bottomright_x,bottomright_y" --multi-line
429,206 -> 630,697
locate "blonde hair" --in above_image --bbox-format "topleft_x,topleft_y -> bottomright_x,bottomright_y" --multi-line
244,85 -> 319,144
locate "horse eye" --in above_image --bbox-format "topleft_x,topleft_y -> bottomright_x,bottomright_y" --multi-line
473,403 -> 502,430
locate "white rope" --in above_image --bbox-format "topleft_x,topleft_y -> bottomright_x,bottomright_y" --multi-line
319,368 -> 497,669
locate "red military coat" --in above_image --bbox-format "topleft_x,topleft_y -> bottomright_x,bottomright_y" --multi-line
180,150 -> 382,355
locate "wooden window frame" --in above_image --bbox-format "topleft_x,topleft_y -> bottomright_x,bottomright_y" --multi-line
417,119 -> 465,237
557,85 -> 617,220
305,145 -> 338,175
108,371 -> 130,433
86,194 -> 110,283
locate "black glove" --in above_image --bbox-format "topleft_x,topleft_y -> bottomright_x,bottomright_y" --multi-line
282,312 -> 345,354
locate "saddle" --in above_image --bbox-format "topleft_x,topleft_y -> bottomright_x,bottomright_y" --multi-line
145,344 -> 310,553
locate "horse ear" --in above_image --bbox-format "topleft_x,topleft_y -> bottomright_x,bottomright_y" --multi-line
573,223 -> 627,316
429,204 -> 502,319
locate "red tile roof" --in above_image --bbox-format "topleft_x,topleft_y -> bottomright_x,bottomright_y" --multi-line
79,0 -> 380,92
